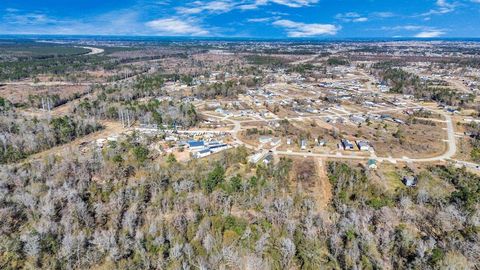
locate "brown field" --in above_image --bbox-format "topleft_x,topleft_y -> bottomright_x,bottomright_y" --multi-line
288,157 -> 332,210
335,117 -> 447,158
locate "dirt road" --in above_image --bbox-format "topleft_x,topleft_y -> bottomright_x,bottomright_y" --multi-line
314,159 -> 332,209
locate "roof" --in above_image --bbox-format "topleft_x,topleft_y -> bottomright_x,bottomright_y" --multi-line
368,159 -> 377,165
357,141 -> 370,147
188,140 -> 205,147
209,144 -> 227,149
208,141 -> 221,146
341,139 -> 353,146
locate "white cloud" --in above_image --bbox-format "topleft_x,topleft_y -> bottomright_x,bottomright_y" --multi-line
336,12 -> 360,19
372,12 -> 395,18
382,25 -> 424,31
146,18 -> 209,36
176,1 -> 234,14
272,19 -> 339,37
4,11 -> 58,26
336,12 -> 368,22
352,17 -> 368,22
414,30 -> 445,38
380,25 -> 448,38
0,8 -> 151,35
422,0 -> 456,16
268,0 -> 319,8
247,17 -> 276,22
180,0 -> 319,13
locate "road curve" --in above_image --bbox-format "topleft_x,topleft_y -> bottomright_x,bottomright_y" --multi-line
79,46 -> 105,55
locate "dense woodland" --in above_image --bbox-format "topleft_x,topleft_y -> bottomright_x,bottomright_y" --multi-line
328,162 -> 479,269
0,140 -> 478,269
0,107 -> 102,164
194,80 -> 248,99
0,55 -> 113,81
373,66 -> 477,106
73,80 -> 199,129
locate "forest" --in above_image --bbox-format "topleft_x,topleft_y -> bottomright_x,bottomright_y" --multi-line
0,111 -> 102,164
0,133 -> 478,269
64,73 -> 201,128
374,66 -> 476,106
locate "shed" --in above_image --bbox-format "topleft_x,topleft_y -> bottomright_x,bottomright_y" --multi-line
367,159 -> 377,170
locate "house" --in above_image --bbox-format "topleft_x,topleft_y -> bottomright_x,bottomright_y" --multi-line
381,114 -> 392,120
263,154 -> 274,165
341,139 -> 354,150
209,143 -> 229,153
301,139 -> 307,150
165,135 -> 178,142
367,159 -> 377,170
465,131 -> 480,139
394,118 -> 405,125
248,152 -> 264,164
287,138 -> 292,145
402,176 -> 417,187
271,138 -> 281,146
404,109 -> 414,115
356,140 -> 371,151
207,141 -> 221,147
195,148 -> 212,158
259,136 -> 272,144
188,140 -> 205,151
318,140 -> 326,147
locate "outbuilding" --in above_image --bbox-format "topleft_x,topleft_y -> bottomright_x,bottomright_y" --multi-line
367,159 -> 377,170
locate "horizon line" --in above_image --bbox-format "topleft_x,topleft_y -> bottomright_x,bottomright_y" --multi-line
1,34 -> 480,42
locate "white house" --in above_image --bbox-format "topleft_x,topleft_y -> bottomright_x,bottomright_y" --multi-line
356,140 -> 371,151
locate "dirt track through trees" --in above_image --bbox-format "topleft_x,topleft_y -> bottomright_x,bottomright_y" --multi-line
314,158 -> 332,210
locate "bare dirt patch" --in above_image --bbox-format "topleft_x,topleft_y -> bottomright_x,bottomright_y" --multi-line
290,157 -> 332,210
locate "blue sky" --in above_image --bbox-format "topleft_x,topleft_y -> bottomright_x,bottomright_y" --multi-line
1,0 -> 479,38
